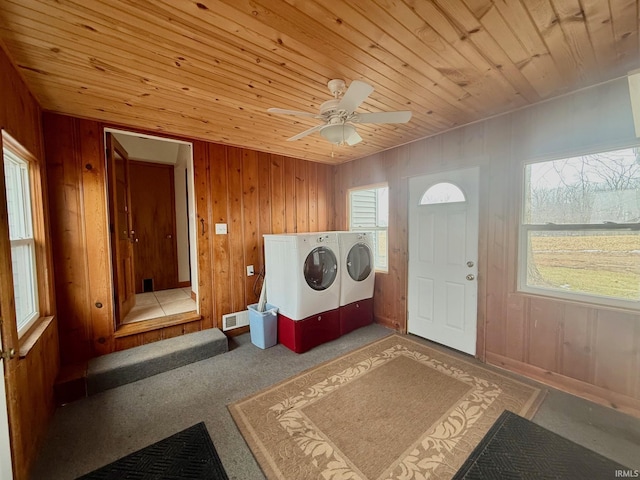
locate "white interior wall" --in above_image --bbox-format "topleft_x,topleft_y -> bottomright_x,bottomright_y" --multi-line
175,144 -> 190,284
112,133 -> 180,164
186,146 -> 198,299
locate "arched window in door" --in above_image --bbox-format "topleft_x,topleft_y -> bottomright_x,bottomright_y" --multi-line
420,182 -> 466,205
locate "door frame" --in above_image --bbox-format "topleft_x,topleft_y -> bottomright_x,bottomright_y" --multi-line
406,166 -> 485,358
105,132 -> 136,324
103,128 -> 199,326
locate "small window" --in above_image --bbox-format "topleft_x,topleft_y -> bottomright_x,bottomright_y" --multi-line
420,182 -> 466,204
349,185 -> 388,272
520,146 -> 640,307
3,147 -> 39,335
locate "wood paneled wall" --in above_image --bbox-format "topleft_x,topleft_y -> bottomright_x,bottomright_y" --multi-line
43,114 -> 335,364
198,144 -> 336,319
0,44 -> 59,480
336,77 -> 640,416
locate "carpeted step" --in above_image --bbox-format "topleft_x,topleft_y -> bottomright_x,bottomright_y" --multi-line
87,328 -> 228,395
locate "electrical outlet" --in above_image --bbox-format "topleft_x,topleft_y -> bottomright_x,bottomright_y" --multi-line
247,265 -> 254,276
215,223 -> 227,234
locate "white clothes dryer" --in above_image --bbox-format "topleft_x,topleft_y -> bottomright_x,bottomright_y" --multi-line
337,231 -> 375,334
263,233 -> 341,353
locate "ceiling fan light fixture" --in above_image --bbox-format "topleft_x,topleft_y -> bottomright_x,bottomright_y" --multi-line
321,123 -> 356,145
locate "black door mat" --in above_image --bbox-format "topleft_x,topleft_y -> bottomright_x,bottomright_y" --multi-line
453,410 -> 630,479
77,422 -> 229,480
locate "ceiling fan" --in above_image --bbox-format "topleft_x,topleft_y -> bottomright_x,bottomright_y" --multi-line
268,79 -> 412,146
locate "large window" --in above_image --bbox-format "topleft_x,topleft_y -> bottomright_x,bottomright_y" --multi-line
3,144 -> 39,336
520,146 -> 640,308
349,184 -> 388,272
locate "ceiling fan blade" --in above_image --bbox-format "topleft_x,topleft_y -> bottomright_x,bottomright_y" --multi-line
268,107 -> 318,118
286,124 -> 324,141
337,80 -> 374,114
346,130 -> 362,146
352,111 -> 412,124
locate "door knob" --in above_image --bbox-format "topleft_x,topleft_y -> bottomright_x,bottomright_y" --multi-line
0,348 -> 15,360
466,274 -> 475,281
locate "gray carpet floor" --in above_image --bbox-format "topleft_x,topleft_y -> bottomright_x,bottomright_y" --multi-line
31,325 -> 640,479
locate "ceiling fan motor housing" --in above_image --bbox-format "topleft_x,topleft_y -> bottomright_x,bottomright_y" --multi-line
320,99 -> 349,123
327,79 -> 346,97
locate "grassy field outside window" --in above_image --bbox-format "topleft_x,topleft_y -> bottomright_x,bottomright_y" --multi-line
521,147 -> 640,307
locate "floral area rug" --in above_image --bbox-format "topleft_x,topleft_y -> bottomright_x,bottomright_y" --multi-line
229,334 -> 544,480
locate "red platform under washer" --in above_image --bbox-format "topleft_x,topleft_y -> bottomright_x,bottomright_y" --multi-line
278,309 -> 340,354
339,297 -> 374,335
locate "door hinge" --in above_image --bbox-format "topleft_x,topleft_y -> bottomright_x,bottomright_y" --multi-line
0,348 -> 15,360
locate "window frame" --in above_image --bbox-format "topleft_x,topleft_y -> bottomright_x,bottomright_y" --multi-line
2,131 -> 49,340
348,182 -> 389,273
518,145 -> 640,310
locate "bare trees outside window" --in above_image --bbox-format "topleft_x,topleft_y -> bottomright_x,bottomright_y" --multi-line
520,147 -> 640,307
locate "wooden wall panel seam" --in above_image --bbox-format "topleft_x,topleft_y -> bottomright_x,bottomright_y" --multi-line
75,119 -> 95,357
79,119 -> 115,357
215,143 -> 231,323
193,141 -> 214,330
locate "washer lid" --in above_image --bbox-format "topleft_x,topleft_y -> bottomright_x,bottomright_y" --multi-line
304,246 -> 338,291
347,243 -> 373,281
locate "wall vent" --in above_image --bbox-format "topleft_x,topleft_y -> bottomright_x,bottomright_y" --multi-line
222,310 -> 250,331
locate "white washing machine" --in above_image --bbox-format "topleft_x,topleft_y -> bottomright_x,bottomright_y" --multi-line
264,233 -> 341,352
337,231 -> 375,334
264,232 -> 340,320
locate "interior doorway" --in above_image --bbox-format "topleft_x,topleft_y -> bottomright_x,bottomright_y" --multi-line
104,128 -> 199,326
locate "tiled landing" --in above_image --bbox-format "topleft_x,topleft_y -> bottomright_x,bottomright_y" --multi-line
122,287 -> 196,324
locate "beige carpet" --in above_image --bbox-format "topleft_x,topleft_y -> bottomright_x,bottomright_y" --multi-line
229,334 -> 544,480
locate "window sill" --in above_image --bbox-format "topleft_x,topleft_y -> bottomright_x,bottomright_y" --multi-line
18,315 -> 55,358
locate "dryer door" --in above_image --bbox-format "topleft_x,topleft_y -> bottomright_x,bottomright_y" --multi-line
347,242 -> 373,281
304,247 -> 338,291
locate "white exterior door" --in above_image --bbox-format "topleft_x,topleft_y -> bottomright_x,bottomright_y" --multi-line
408,167 -> 479,355
0,327 -> 13,479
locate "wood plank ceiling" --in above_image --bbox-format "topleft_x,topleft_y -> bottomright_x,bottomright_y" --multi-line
0,0 -> 639,164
